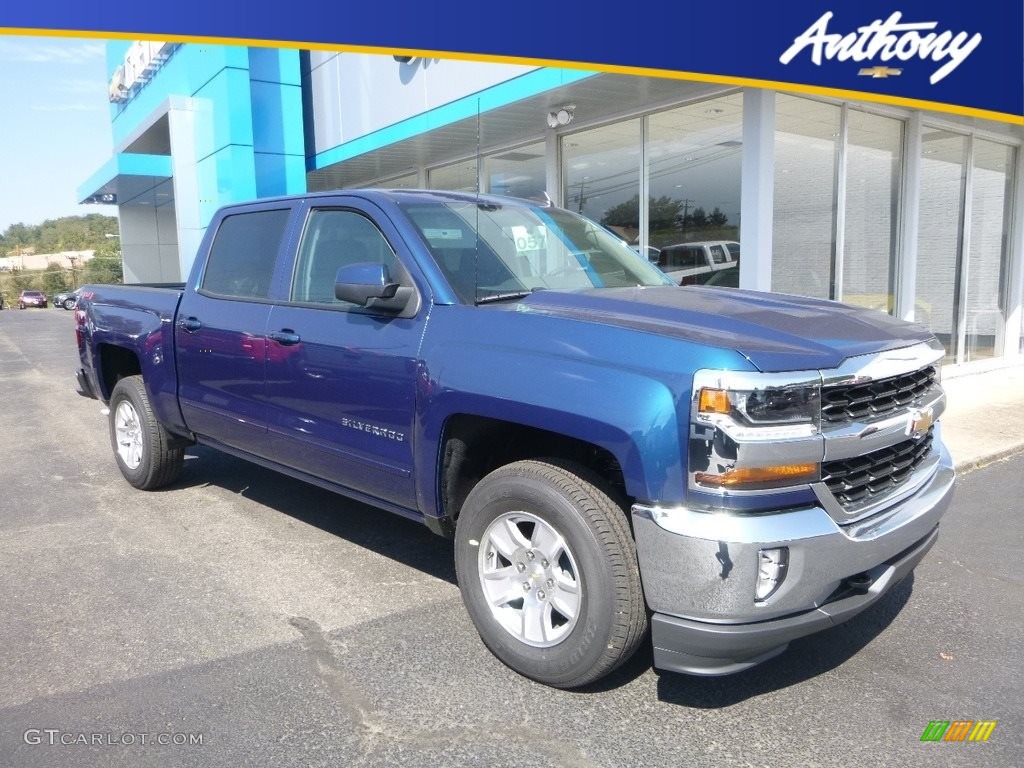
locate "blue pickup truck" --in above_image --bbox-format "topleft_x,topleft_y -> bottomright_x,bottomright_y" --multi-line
74,189 -> 954,688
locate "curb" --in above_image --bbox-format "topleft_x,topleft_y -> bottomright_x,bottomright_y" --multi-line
953,443 -> 1024,475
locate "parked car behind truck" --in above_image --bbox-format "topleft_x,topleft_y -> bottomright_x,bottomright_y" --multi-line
18,290 -> 48,309
656,240 -> 738,285
74,190 -> 954,688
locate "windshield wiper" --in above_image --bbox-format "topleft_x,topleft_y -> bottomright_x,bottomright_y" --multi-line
475,290 -> 535,305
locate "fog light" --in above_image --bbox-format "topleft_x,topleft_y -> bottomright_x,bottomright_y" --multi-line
756,547 -> 789,601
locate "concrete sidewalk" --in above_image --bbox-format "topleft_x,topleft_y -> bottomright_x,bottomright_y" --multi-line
940,363 -> 1024,472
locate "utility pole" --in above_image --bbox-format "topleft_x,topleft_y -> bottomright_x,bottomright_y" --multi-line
678,198 -> 695,237
66,255 -> 79,288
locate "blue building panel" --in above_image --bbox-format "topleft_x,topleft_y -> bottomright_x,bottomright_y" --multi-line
196,146 -> 258,225
248,48 -> 302,86
192,67 -> 256,161
77,153 -> 173,203
249,80 -> 305,156
253,153 -> 307,197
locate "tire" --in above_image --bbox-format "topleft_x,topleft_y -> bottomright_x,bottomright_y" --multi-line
455,460 -> 647,688
63,299 -> 76,310
108,375 -> 185,490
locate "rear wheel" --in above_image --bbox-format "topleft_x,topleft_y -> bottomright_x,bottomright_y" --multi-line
455,460 -> 647,688
108,375 -> 184,489
63,298 -> 76,310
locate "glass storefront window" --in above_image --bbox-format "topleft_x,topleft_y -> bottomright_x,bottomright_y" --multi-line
916,130 -> 967,363
428,159 -> 478,193
842,111 -> 902,314
964,140 -> 1015,361
486,142 -> 546,200
646,94 -> 742,269
375,171 -> 419,189
562,119 -> 642,242
772,95 -> 841,300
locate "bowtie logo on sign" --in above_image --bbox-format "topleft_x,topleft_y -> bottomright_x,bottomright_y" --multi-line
780,11 -> 982,84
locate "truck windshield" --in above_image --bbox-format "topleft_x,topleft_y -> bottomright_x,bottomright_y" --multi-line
401,201 -> 673,303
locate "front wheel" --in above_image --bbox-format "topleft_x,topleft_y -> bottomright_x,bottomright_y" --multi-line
108,375 -> 184,489
63,299 -> 76,310
455,460 -> 647,688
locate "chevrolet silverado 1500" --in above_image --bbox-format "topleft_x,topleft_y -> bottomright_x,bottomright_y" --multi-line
75,189 -> 954,687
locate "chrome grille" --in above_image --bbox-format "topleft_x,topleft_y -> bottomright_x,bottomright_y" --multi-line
822,428 -> 935,507
821,366 -> 937,424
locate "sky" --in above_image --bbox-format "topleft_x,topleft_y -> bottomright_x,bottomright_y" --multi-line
0,35 -> 114,232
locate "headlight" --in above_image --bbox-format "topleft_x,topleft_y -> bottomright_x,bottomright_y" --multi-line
689,370 -> 823,493
698,384 -> 819,426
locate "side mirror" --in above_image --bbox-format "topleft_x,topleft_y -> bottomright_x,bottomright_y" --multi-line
335,263 -> 400,305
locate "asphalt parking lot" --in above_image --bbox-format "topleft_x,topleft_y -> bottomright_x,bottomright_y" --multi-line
1,308 -> 1021,767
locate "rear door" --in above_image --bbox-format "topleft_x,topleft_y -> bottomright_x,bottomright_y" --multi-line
176,204 -> 293,455
262,198 -> 427,509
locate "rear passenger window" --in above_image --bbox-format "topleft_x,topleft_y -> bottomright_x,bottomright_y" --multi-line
201,209 -> 290,299
662,246 -> 703,270
291,209 -> 399,305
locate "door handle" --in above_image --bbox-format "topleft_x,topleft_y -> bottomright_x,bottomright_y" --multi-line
269,330 -> 302,346
178,317 -> 202,333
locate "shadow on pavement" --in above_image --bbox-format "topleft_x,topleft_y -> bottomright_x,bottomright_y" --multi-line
170,445 -> 457,585
654,574 -> 915,707
165,445 -> 915,701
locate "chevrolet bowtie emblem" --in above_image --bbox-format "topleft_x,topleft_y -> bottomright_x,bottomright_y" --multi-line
906,407 -> 935,440
858,66 -> 903,78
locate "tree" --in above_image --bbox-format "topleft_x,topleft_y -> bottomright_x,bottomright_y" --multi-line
2,215 -> 117,256
687,207 -> 707,229
708,207 -> 729,227
602,195 -> 687,234
42,265 -> 71,294
82,257 -> 123,285
601,195 -> 641,230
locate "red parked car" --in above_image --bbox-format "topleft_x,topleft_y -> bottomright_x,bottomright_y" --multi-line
18,290 -> 48,309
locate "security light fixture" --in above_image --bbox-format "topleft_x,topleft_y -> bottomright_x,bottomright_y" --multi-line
546,104 -> 576,129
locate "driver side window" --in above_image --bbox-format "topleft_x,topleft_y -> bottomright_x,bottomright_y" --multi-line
291,209 -> 398,305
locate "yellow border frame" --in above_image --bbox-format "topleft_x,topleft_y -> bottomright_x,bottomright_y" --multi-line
3,27 -> 1022,125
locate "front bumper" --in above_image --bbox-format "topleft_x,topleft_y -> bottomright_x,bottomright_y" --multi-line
632,441 -> 955,676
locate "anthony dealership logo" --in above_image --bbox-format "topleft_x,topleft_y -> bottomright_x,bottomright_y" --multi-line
780,12 -> 982,84
920,720 -> 997,742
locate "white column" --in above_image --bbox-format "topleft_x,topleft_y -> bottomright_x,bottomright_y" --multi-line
167,99 -> 202,281
895,112 -> 922,322
740,89 -> 775,291
1003,145 -> 1024,359
545,129 -> 561,205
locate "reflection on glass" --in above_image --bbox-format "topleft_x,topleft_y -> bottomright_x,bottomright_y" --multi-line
401,200 -> 671,302
562,120 -> 642,241
842,111 -> 902,314
965,140 -> 1015,361
646,94 -> 742,261
428,159 -> 478,192
916,130 -> 967,363
374,171 -> 418,189
486,142 -> 546,200
772,95 -> 840,300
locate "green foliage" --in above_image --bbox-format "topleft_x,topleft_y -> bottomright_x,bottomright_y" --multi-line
1,214 -> 119,256
602,195 -> 680,230
81,257 -> 124,286
42,266 -> 71,294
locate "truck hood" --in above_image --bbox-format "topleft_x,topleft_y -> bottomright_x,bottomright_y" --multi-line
517,286 -> 935,372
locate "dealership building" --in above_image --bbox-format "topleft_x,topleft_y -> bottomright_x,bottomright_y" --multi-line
78,41 -> 1023,370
